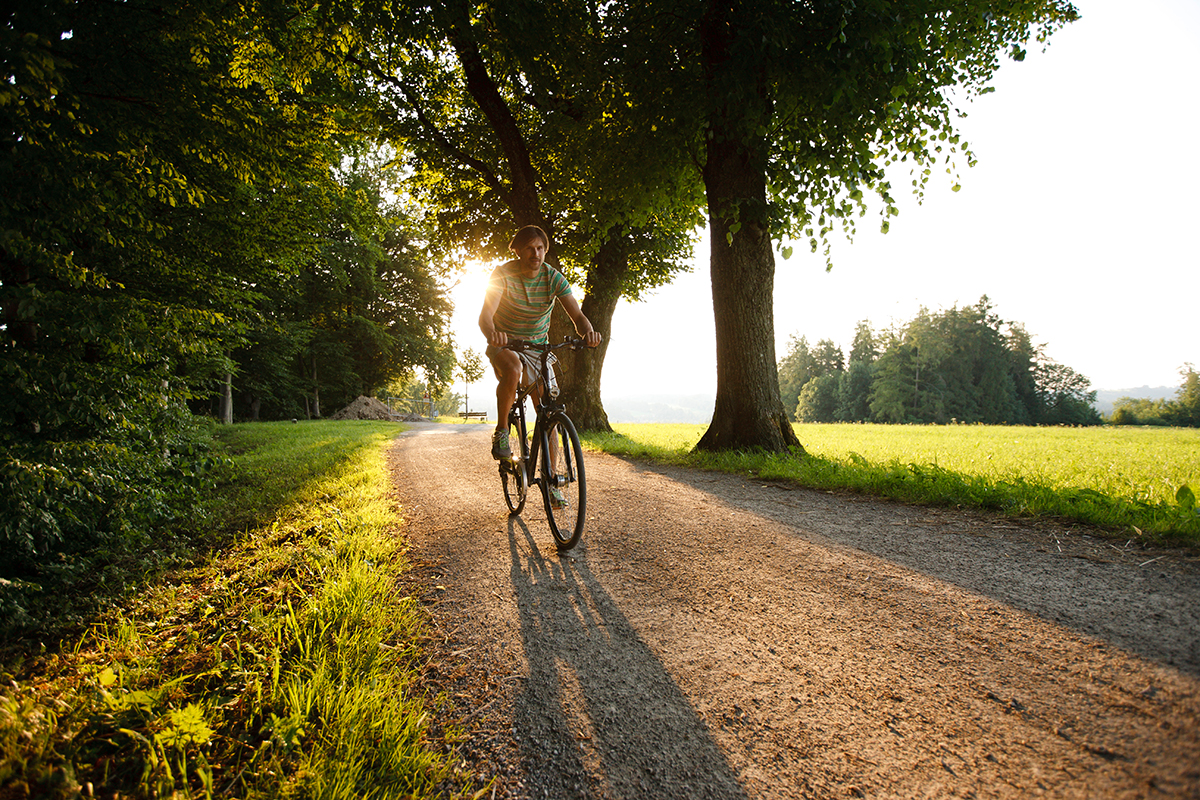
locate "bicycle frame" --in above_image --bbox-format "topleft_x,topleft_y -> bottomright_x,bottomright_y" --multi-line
497,337 -> 588,549
504,338 -> 578,490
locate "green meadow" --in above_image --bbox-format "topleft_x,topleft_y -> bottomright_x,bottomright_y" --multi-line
585,423 -> 1200,544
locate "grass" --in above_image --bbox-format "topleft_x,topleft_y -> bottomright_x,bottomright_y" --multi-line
1,420 -> 474,800
584,423 -> 1200,546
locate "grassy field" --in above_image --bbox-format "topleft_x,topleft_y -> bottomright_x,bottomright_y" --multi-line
1,421 -> 472,800
585,423 -> 1200,545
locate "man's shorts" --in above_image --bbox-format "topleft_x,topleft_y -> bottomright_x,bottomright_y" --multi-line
487,344 -> 559,398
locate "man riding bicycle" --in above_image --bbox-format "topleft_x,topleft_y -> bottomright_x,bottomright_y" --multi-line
478,225 -> 602,491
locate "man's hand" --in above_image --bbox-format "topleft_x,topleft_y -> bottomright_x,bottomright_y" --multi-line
582,330 -> 602,348
488,329 -> 509,348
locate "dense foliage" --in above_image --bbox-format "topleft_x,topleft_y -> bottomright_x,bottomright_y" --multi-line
781,298 -> 1103,426
1,3 -> 449,619
208,153 -> 453,422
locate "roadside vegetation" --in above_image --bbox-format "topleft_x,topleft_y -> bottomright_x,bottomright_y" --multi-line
585,423 -> 1200,546
1,421 -> 471,800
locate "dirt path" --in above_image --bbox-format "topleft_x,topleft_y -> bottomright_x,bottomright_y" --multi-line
387,422 -> 1200,799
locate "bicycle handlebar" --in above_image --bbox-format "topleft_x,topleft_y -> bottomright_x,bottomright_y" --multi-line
500,336 -> 588,353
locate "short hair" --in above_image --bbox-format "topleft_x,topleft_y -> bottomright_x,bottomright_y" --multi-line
509,225 -> 549,252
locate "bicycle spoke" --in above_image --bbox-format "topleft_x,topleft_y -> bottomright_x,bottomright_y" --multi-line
542,414 -> 586,550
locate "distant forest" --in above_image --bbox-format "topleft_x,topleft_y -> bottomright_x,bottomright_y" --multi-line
779,297 -> 1199,427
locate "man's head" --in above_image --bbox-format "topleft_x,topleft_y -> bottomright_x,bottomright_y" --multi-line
510,225 -> 549,275
509,225 -> 549,253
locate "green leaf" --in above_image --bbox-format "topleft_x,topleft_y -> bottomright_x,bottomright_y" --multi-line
1177,484 -> 1196,510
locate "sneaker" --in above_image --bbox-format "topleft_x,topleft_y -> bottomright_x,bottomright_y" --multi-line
549,487 -> 568,509
491,429 -> 511,460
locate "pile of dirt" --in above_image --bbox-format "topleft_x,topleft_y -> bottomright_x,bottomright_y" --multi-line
330,395 -> 400,421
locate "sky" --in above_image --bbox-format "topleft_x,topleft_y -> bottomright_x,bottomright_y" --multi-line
449,0 -> 1200,401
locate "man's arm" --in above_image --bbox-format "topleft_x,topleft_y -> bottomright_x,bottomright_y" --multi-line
558,293 -> 603,348
479,285 -> 507,347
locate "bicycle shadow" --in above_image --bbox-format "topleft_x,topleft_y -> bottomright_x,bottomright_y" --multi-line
506,515 -> 748,800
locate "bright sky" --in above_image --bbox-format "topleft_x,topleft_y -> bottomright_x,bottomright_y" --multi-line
450,0 -> 1200,400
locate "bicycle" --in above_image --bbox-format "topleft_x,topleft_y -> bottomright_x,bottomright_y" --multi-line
497,337 -> 588,550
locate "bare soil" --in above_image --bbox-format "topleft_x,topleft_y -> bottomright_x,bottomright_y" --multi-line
387,422 -> 1200,799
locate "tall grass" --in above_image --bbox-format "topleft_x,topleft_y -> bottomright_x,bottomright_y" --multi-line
1,421 -> 465,800
585,423 -> 1200,545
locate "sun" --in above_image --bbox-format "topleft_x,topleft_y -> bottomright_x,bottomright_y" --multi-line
448,259 -> 495,352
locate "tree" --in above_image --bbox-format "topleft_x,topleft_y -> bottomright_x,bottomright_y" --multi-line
1110,397 -> 1171,426
1004,323 -> 1041,425
1166,363 -> 1199,427
458,348 -> 485,414
1034,360 -> 1101,425
777,335 -> 816,419
640,0 -> 1077,451
835,360 -> 875,423
848,321 -> 880,365
1,0 -> 438,592
222,153 -> 454,422
813,339 -> 846,377
363,0 -> 701,431
869,339 -> 919,424
796,375 -> 840,423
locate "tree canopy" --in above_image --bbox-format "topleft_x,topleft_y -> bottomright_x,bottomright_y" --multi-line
356,0 -> 705,429
1,2 -> 451,608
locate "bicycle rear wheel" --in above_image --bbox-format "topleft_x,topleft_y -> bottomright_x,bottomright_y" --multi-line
539,413 -> 586,550
501,415 -> 529,514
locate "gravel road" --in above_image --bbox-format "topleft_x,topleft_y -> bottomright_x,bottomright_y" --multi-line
387,422 -> 1200,799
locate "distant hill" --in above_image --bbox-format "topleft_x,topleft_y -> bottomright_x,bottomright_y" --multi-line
1093,386 -> 1176,417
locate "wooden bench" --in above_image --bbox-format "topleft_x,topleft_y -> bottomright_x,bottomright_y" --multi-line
459,411 -> 488,423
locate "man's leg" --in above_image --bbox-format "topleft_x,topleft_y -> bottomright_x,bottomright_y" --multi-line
487,346 -> 523,459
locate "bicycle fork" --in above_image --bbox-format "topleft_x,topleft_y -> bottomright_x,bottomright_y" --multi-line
541,422 -> 576,486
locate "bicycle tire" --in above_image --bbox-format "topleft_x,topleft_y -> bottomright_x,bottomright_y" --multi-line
501,413 -> 529,514
539,413 -> 586,550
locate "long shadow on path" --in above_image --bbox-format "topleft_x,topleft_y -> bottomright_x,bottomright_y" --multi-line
507,516 -> 747,800
618,457 -> 1200,678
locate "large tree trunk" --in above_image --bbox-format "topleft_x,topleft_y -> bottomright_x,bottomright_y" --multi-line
695,0 -> 801,454
549,232 -> 631,432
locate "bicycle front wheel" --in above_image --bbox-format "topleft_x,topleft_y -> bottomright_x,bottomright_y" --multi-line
539,413 -> 586,550
501,416 -> 529,514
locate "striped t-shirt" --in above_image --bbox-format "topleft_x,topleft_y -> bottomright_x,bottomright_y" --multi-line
488,260 -> 572,343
